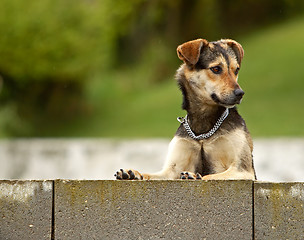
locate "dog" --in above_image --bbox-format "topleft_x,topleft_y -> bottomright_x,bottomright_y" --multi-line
115,38 -> 256,180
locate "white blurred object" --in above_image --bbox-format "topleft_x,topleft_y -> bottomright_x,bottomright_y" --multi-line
253,138 -> 304,182
0,138 -> 303,182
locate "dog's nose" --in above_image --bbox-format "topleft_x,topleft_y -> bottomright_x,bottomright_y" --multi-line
234,89 -> 245,98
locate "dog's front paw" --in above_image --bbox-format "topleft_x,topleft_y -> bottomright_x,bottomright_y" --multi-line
114,169 -> 143,180
180,172 -> 202,180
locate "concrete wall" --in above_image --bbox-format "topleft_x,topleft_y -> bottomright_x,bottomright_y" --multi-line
1,180 -> 303,240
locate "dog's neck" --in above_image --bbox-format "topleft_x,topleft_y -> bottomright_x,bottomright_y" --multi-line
186,101 -> 227,135
177,68 -> 228,135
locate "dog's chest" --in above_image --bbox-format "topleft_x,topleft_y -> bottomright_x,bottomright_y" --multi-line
199,136 -> 234,173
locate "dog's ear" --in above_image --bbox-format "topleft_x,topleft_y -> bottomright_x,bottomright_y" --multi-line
177,39 -> 209,65
222,39 -> 244,65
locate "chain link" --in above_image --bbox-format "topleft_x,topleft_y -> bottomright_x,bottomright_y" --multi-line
177,108 -> 229,140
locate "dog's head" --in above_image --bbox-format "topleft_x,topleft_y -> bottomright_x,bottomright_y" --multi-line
177,38 -> 245,108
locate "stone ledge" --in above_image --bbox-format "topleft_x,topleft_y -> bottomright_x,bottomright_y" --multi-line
0,180 -> 303,240
0,180 -> 53,240
254,182 -> 304,239
54,180 -> 252,239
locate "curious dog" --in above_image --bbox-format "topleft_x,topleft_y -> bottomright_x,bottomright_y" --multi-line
115,38 -> 256,180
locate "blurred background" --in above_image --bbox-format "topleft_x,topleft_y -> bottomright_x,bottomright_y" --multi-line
0,0 -> 304,181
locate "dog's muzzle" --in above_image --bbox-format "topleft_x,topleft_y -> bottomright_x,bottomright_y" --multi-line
211,89 -> 245,106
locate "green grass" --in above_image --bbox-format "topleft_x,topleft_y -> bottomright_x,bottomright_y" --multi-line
238,16 -> 304,136
81,69 -> 184,138
62,15 -> 304,138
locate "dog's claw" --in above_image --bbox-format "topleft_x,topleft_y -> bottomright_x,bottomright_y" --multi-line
128,170 -> 135,180
196,173 -> 202,179
120,169 -> 129,179
180,171 -> 202,180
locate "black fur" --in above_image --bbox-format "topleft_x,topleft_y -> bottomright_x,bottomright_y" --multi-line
212,42 -> 231,68
194,42 -> 237,71
177,72 -> 190,110
194,47 -> 217,70
198,148 -> 214,177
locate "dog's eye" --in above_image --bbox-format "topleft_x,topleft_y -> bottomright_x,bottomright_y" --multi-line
235,67 -> 240,75
210,66 -> 222,74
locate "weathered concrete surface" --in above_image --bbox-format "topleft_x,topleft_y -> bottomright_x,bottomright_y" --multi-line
54,180 -> 253,240
254,182 -> 304,239
0,180 -> 53,240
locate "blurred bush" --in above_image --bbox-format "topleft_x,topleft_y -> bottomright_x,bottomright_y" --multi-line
0,0 -> 303,136
0,0 -> 143,135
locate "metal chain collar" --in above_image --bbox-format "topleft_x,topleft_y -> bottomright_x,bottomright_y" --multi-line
177,108 -> 229,140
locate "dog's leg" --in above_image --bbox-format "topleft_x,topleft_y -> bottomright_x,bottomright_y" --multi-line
145,136 -> 202,179
115,136 -> 201,180
180,166 -> 255,180
201,166 -> 255,180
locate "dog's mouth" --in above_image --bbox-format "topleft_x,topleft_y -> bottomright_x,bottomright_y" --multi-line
211,93 -> 242,107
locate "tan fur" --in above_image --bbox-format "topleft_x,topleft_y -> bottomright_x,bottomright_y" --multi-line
115,38 -> 256,181
201,128 -> 255,180
177,39 -> 208,65
144,136 -> 202,180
